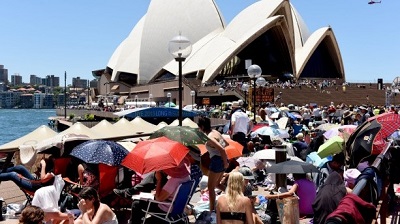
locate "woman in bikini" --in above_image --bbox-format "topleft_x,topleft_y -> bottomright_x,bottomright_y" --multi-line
216,171 -> 254,224
75,187 -> 118,224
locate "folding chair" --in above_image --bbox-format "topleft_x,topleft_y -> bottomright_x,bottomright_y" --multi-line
53,157 -> 71,177
98,163 -> 118,198
142,180 -> 195,224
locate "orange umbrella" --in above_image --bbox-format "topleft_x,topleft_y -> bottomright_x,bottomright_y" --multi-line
121,136 -> 189,174
197,137 -> 243,159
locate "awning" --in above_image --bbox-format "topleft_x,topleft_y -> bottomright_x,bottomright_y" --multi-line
111,85 -> 119,90
163,86 -> 179,90
131,90 -> 149,94
118,96 -> 129,105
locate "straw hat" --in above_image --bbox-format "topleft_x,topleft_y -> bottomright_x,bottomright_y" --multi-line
232,101 -> 240,108
295,133 -> 304,140
342,110 -> 352,119
19,145 -> 38,167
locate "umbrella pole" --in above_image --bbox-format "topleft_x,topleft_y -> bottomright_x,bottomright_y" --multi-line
352,140 -> 393,196
275,146 -> 287,189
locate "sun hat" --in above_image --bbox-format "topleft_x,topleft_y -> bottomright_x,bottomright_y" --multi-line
238,166 -> 254,180
295,133 -> 304,139
342,110 -> 352,118
232,101 -> 240,108
19,145 -> 38,167
359,106 -> 367,110
344,168 -> 361,187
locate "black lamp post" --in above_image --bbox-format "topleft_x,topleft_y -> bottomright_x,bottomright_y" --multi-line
64,71 -> 67,119
135,95 -> 138,108
149,94 -> 153,107
169,34 -> 192,126
167,92 -> 172,107
241,83 -> 249,110
247,64 -> 262,123
190,90 -> 195,111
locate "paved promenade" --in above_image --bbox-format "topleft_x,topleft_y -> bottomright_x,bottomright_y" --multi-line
0,180 -> 393,223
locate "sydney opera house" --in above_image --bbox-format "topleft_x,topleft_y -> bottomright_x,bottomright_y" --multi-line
94,0 -> 344,106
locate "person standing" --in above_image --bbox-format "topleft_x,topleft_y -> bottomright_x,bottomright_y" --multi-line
230,101 -> 252,155
292,133 -> 308,159
198,116 -> 229,212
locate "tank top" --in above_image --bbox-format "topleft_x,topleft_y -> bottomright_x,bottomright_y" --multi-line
207,133 -> 226,158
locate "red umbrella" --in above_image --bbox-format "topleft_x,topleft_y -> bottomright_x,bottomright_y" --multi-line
121,136 -> 189,174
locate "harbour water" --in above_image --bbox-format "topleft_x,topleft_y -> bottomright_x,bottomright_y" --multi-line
0,109 -> 56,145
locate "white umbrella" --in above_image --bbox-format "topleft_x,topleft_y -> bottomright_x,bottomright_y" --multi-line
254,126 -> 290,139
253,149 -> 288,160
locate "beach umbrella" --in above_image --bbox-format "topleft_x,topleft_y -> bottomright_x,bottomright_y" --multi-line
164,102 -> 176,107
323,125 -> 357,139
317,136 -> 344,159
70,140 -> 129,166
254,126 -> 289,139
197,137 -> 243,159
347,112 -> 400,167
121,137 -> 189,174
252,149 -> 288,160
315,123 -> 340,131
150,126 -> 209,147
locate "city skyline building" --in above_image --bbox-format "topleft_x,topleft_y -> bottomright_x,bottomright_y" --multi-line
0,65 -> 8,84
11,73 -> 23,86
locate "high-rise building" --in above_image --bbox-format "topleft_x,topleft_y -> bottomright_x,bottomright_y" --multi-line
11,73 -> 23,86
45,75 -> 60,87
72,77 -> 88,88
30,74 -> 42,85
0,65 -> 9,84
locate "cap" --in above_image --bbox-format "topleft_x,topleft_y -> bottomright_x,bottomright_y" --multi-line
295,133 -> 304,139
238,167 -> 254,180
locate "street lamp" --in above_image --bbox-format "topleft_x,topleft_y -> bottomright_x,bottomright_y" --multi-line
190,90 -> 195,111
135,95 -> 138,108
256,77 -> 267,105
149,93 -> 153,107
169,34 -> 192,126
218,87 -> 225,95
167,92 -> 172,107
241,83 -> 249,109
247,64 -> 262,123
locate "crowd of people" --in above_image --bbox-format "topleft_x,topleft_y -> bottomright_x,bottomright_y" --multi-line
5,96 -> 400,224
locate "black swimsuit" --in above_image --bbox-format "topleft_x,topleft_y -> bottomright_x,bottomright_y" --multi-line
220,212 -> 246,222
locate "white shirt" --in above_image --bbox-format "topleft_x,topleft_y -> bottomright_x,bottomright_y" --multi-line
231,110 -> 250,134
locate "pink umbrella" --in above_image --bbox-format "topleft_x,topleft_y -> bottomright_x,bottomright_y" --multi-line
323,125 -> 357,139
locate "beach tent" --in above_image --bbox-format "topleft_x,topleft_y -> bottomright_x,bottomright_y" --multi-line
116,141 -> 137,152
156,121 -> 168,130
113,118 -> 138,135
130,117 -> 157,134
0,125 -> 57,152
91,119 -> 128,139
182,118 -> 199,128
169,118 -> 199,128
58,122 -> 101,139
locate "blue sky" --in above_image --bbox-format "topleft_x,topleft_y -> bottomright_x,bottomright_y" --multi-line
0,0 -> 398,85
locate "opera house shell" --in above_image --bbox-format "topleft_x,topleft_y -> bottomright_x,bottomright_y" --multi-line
100,0 -> 345,103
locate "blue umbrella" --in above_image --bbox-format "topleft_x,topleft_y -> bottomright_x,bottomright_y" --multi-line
70,140 -> 129,166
